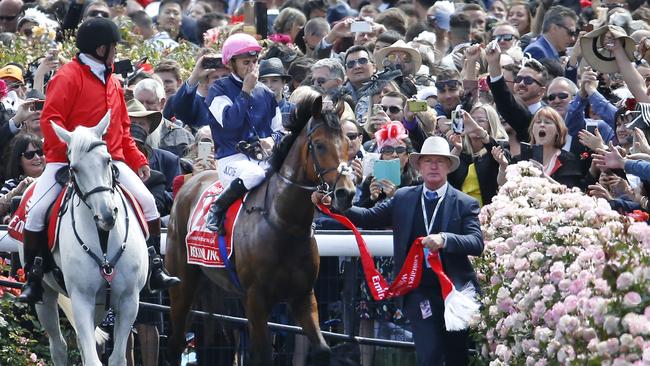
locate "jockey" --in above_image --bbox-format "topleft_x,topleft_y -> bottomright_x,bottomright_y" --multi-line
177,33 -> 283,234
17,18 -> 180,304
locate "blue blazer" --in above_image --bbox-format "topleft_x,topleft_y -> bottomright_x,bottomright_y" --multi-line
523,35 -> 559,61
345,184 -> 484,293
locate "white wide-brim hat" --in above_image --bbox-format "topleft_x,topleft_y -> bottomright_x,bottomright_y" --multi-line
580,25 -> 636,74
408,136 -> 460,172
374,40 -> 423,73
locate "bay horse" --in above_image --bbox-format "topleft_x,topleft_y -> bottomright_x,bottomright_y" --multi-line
165,92 -> 356,365
17,113 -> 148,365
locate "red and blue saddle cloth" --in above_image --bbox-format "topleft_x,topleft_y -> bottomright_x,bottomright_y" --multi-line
185,180 -> 244,268
8,183 -> 148,250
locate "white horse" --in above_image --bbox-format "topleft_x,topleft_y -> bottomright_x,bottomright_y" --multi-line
19,112 -> 148,365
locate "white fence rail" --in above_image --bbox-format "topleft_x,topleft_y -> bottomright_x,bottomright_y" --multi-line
0,227 -> 394,256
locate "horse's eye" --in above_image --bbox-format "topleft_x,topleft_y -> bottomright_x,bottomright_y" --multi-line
315,143 -> 327,153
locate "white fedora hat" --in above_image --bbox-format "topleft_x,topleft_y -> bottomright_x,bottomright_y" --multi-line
408,136 -> 460,172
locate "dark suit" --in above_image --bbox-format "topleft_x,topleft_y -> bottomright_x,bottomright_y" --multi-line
488,76 -> 534,143
523,35 -> 560,61
345,183 -> 483,365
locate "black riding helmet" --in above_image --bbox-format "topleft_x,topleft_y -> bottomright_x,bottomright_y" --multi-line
76,18 -> 122,65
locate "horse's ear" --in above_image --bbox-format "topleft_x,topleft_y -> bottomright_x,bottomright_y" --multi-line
51,121 -> 71,145
93,110 -> 111,137
313,96 -> 323,119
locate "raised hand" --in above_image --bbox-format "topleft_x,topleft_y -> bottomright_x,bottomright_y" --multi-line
577,127 -> 605,151
592,142 -> 625,170
242,63 -> 259,95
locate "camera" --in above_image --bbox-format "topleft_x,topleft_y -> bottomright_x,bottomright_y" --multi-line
235,140 -> 266,161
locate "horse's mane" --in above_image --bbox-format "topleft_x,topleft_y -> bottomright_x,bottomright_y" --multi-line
66,126 -> 102,163
269,93 -> 341,172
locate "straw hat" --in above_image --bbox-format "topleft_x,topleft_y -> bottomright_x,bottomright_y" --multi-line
408,136 -> 460,172
580,25 -> 636,74
374,40 -> 422,73
126,99 -> 162,133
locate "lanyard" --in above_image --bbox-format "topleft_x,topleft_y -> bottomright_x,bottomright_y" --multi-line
421,189 -> 444,235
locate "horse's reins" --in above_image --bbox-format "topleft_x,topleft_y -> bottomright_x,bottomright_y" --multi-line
65,141 -> 129,310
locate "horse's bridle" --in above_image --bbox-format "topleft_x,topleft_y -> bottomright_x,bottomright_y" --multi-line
69,141 -> 118,205
304,122 -> 352,196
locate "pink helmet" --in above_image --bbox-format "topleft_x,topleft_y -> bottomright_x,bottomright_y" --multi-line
221,33 -> 262,65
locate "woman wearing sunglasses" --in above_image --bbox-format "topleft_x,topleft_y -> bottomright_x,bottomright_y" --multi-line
447,104 -> 509,206
357,122 -> 419,208
0,133 -> 44,222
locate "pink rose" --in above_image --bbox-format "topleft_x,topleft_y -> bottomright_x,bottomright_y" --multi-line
616,272 -> 634,291
623,292 -> 642,308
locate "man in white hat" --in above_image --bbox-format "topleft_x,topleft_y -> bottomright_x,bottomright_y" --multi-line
313,136 -> 483,365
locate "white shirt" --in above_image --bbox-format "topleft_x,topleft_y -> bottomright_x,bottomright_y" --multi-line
422,182 -> 449,262
528,101 -> 543,114
422,182 -> 448,203
79,53 -> 107,84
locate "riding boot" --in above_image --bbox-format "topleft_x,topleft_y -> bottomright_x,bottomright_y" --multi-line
16,230 -> 48,304
206,178 -> 248,235
146,219 -> 181,291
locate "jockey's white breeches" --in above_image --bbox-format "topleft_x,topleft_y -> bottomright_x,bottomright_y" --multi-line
217,153 -> 269,189
25,161 -> 159,232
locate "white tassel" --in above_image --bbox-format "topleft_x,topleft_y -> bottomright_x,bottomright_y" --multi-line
95,326 -> 110,346
443,283 -> 481,331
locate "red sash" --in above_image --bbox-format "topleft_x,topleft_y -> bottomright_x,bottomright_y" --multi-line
318,204 -> 429,301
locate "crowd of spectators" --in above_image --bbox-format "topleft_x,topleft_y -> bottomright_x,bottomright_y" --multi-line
3,0 -> 650,363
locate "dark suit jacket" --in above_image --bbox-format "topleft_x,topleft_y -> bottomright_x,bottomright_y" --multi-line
148,147 -> 181,191
523,35 -> 559,61
345,184 -> 484,293
552,149 -> 587,191
488,76 -> 533,143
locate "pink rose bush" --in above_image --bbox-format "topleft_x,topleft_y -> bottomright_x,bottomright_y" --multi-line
475,161 -> 650,365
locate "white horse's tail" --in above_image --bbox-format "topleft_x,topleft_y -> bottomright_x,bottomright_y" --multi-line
57,295 -> 110,346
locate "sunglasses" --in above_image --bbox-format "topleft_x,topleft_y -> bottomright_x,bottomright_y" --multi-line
515,75 -> 543,86
346,133 -> 360,140
313,77 -> 334,86
382,105 -> 402,114
0,14 -> 18,22
380,146 -> 407,155
22,149 -> 43,159
556,23 -> 578,37
386,52 -> 412,63
435,79 -> 461,90
493,34 -> 516,42
426,14 -> 436,26
547,92 -> 570,101
88,10 -> 110,18
345,57 -> 369,69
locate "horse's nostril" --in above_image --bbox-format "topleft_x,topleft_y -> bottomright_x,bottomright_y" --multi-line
334,188 -> 354,205
93,215 -> 100,222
